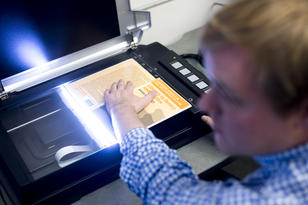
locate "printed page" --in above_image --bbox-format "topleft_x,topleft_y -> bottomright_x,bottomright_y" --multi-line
64,58 -> 191,128
65,58 -> 156,110
135,78 -> 191,127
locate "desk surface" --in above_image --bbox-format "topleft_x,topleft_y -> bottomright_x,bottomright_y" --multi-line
73,28 -> 228,205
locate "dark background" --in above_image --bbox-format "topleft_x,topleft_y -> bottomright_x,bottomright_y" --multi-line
0,0 -> 120,80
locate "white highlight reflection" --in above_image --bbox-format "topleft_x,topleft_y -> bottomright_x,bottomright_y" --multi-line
58,84 -> 117,149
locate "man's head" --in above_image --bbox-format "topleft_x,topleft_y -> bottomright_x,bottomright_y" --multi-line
198,0 -> 308,156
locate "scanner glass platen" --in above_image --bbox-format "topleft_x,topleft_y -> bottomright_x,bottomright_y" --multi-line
0,59 -> 191,181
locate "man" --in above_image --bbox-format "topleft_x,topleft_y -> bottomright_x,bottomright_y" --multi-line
104,0 -> 308,204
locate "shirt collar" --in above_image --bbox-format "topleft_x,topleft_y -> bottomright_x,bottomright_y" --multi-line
254,142 -> 308,167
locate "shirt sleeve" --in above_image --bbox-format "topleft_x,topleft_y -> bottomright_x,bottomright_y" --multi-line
119,127 -> 295,205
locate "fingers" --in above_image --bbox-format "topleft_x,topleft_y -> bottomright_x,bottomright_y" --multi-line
104,80 -> 157,113
104,88 -> 111,111
117,79 -> 124,90
144,90 -> 158,103
104,88 -> 110,97
125,81 -> 134,92
107,80 -> 125,94
135,90 -> 158,113
104,80 -> 132,103
201,115 -> 214,129
111,82 -> 117,92
148,90 -> 158,99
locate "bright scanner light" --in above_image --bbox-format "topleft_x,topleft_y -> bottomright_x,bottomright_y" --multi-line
0,15 -> 48,71
17,38 -> 48,68
59,84 -> 117,149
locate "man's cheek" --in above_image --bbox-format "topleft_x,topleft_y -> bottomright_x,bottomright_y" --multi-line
223,118 -> 245,140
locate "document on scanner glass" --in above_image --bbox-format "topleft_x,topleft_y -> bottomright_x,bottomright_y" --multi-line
64,58 -> 191,128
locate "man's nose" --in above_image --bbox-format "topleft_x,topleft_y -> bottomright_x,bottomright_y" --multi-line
197,89 -> 220,116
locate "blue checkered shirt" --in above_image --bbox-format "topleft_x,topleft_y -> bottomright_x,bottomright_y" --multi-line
119,127 -> 308,204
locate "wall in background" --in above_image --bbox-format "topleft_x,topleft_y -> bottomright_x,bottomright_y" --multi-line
130,0 -> 229,46
130,0 -> 172,10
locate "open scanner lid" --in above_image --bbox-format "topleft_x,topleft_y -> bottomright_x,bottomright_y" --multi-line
0,0 -> 151,99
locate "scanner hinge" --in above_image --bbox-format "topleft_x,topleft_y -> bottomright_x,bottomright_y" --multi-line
0,92 -> 9,101
124,9 -> 151,50
126,26 -> 145,50
0,82 -> 8,101
126,32 -> 138,50
129,41 -> 138,50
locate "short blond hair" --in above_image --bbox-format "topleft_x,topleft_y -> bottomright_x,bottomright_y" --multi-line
202,0 -> 308,116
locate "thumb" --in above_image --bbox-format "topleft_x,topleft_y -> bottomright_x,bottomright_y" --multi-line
201,115 -> 214,129
135,90 -> 158,113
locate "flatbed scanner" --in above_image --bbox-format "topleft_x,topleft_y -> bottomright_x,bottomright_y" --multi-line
0,0 -> 211,204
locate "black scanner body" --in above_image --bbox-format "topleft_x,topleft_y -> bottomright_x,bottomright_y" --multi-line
0,42 -> 211,204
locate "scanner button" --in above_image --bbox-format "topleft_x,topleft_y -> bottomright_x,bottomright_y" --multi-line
179,68 -> 191,75
188,75 -> 199,82
171,62 -> 183,69
196,81 -> 208,89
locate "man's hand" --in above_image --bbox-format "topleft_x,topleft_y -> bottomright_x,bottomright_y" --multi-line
104,79 -> 157,140
104,79 -> 157,114
201,115 -> 214,129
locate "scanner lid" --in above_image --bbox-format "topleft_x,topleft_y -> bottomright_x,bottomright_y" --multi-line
0,0 -> 150,98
